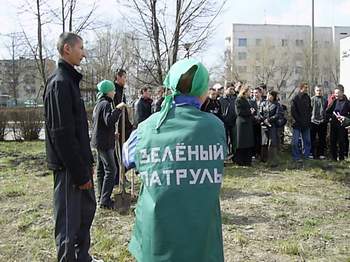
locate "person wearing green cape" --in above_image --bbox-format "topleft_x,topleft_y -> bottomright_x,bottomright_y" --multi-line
123,58 -> 226,262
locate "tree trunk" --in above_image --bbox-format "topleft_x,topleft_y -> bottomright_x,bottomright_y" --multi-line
36,0 -> 47,90
150,0 -> 163,84
171,0 -> 182,67
61,0 -> 65,32
69,0 -> 73,31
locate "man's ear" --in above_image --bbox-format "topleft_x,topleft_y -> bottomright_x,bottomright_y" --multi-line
63,43 -> 71,55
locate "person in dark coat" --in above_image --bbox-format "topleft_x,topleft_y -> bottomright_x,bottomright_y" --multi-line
235,85 -> 254,166
112,69 -> 133,184
43,32 -> 100,261
310,85 -> 328,159
326,86 -> 350,161
201,87 -> 223,121
291,82 -> 312,161
260,91 -> 283,166
154,86 -> 165,112
250,87 -> 265,160
220,83 -> 237,159
91,80 -> 126,209
134,87 -> 153,127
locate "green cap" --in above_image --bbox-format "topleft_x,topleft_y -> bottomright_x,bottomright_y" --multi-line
156,58 -> 209,129
96,80 -> 115,99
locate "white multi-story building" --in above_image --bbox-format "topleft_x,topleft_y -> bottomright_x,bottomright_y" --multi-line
225,24 -> 350,101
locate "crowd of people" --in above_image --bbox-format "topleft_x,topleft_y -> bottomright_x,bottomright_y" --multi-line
191,81 -> 350,167
130,80 -> 350,168
43,32 -> 350,262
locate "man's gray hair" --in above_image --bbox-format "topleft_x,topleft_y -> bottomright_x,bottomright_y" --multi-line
57,32 -> 82,55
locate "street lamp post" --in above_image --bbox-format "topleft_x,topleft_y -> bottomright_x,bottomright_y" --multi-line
311,0 -> 315,94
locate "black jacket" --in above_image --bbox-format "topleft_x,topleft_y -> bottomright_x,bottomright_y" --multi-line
113,82 -> 133,142
291,92 -> 312,129
261,100 -> 282,127
326,97 -> 350,125
219,95 -> 237,127
43,59 -> 94,186
201,97 -> 223,121
154,97 -> 164,112
235,96 -> 254,149
135,97 -> 153,126
91,95 -> 121,150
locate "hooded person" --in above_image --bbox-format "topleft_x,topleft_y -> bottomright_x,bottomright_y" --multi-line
91,80 -> 126,209
122,59 -> 226,262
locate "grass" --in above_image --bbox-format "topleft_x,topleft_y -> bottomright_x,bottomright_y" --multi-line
1,141 -> 350,261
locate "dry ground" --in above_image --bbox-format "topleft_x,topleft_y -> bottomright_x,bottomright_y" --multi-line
0,141 -> 349,261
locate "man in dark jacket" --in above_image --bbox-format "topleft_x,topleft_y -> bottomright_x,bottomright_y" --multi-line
113,69 -> 133,184
220,84 -> 237,159
114,69 -> 133,141
291,82 -> 312,161
310,85 -> 328,159
134,87 -> 153,127
43,32 -> 99,261
154,86 -> 165,112
326,86 -> 350,161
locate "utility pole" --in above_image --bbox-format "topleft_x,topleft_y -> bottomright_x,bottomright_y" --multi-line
311,0 -> 315,94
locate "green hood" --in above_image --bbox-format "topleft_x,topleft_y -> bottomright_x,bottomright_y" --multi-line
157,58 -> 209,129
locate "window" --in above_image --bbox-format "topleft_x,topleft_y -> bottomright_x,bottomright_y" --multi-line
296,39 -> 304,47
255,66 -> 261,73
282,39 -> 288,47
324,41 -> 330,47
314,41 -> 318,47
238,38 -> 247,47
238,66 -> 247,73
256,38 -> 262,46
238,52 -> 247,60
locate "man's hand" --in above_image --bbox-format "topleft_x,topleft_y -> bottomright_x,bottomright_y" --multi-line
79,180 -> 93,190
116,102 -> 127,109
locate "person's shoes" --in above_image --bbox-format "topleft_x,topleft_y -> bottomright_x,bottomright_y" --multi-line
307,155 -> 314,160
319,155 -> 326,160
91,257 -> 104,262
100,200 -> 115,210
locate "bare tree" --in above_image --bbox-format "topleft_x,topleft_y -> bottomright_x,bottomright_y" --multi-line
1,33 -> 26,105
80,27 -> 142,102
119,0 -> 227,85
50,0 -> 99,33
17,0 -> 54,102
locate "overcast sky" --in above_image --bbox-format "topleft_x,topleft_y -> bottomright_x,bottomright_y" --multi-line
0,0 -> 349,66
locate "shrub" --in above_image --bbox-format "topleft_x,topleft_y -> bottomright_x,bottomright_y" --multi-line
0,109 -> 8,141
5,107 -> 43,141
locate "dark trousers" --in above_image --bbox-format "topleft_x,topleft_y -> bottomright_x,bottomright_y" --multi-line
53,170 -> 96,262
310,122 -> 327,158
252,123 -> 262,158
236,147 -> 252,166
225,125 -> 235,156
96,149 -> 118,205
330,123 -> 347,161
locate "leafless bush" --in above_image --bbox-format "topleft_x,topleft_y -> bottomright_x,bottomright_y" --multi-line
7,108 -> 43,141
0,109 -> 9,141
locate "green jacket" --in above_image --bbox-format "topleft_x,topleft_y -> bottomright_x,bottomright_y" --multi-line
129,104 -> 226,262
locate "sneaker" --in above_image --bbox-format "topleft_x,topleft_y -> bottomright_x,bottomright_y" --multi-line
91,257 -> 104,262
100,200 -> 115,210
319,155 -> 326,160
307,155 -> 314,160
